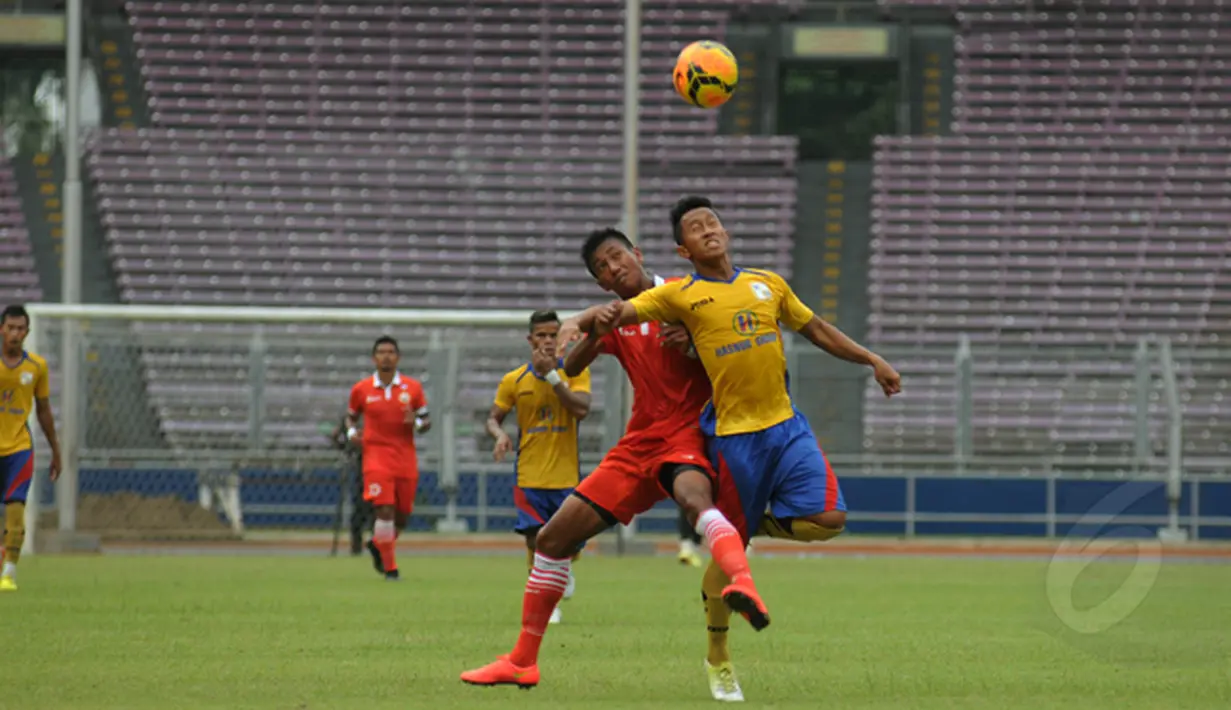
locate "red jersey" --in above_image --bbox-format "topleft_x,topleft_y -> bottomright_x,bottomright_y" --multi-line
599,277 -> 712,438
348,372 -> 428,476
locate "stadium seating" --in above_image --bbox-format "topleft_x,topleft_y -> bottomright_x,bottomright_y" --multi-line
83,0 -> 799,452
869,0 -> 1231,460
0,150 -> 41,307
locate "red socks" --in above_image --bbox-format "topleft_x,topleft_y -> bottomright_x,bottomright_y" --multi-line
373,519 -> 397,573
697,508 -> 752,585
509,552 -> 570,667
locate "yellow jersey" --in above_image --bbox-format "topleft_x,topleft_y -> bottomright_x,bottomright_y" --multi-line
493,361 -> 592,489
0,350 -> 50,457
629,267 -> 814,437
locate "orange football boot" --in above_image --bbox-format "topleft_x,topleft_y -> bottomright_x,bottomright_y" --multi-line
460,654 -> 539,689
722,580 -> 771,631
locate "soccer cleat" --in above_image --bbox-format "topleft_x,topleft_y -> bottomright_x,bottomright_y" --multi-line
678,540 -> 703,567
722,581 -> 770,631
384,569 -> 400,582
366,540 -> 384,575
548,606 -> 562,625
460,654 -> 539,689
0,577 -> 15,592
706,660 -> 745,702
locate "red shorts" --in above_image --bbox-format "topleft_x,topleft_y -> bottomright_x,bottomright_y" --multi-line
575,425 -> 732,526
363,464 -> 418,516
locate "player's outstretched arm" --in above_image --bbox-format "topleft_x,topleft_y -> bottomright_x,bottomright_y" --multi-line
562,332 -> 604,377
34,396 -> 61,481
559,304 -> 610,345
589,301 -> 642,336
796,316 -> 902,397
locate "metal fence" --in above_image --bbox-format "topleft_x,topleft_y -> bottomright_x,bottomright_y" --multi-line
22,305 -> 1231,547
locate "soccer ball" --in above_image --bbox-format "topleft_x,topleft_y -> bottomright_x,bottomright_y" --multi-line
673,40 -> 738,109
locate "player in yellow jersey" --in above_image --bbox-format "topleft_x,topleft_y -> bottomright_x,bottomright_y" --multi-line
486,309 -> 592,625
576,196 -> 901,699
0,305 -> 62,591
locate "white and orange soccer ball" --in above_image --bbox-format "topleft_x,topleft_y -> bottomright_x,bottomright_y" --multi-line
672,40 -> 739,109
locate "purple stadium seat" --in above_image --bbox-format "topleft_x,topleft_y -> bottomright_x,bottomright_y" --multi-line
0,150 -> 43,305
868,0 -> 1231,458
93,1 -> 799,448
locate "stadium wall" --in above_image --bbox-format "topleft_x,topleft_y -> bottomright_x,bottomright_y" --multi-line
47,467 -> 1231,541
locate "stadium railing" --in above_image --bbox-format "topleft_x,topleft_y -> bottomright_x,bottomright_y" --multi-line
21,303 -> 1231,554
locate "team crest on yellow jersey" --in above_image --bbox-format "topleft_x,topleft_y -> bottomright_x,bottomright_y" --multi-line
732,310 -> 761,336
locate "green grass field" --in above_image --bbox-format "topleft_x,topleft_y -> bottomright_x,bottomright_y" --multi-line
7,552 -> 1231,710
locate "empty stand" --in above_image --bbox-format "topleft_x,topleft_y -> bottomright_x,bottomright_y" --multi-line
85,1 -> 799,452
870,0 -> 1231,460
0,149 -> 41,306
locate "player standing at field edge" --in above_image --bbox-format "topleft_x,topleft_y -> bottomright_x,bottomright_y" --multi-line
345,335 -> 429,581
486,310 -> 592,625
0,304 -> 62,592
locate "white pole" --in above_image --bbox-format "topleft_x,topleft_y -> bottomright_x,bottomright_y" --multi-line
21,312 -> 41,556
59,0 -> 84,533
619,0 -> 641,546
622,0 -> 641,246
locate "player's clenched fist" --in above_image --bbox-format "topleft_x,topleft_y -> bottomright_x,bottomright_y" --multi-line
531,345 -> 557,376
593,300 -> 623,336
871,356 -> 902,398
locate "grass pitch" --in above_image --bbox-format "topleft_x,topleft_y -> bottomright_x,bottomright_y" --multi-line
8,551 -> 1231,709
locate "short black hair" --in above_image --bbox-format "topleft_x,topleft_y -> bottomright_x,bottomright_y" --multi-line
670,195 -> 717,244
1,304 -> 29,327
372,335 -> 399,355
580,227 -> 634,277
528,309 -> 559,332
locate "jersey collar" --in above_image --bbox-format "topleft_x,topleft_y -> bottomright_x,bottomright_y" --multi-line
372,371 -> 402,389
1,350 -> 29,370
690,266 -> 743,284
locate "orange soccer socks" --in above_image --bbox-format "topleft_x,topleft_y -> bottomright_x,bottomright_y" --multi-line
696,508 -> 770,630
508,552 -> 570,667
373,519 -> 397,576
696,509 -> 751,585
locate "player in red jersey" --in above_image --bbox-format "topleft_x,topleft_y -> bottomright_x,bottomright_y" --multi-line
345,335 -> 429,581
460,228 -> 763,690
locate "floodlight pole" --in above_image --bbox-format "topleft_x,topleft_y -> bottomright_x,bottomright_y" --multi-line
59,0 -> 85,532
617,0 -> 641,551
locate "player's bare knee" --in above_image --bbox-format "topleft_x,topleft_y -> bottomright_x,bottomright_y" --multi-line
393,512 -> 409,529
666,468 -> 715,523
534,520 -> 577,559
374,505 -> 395,521
806,510 -> 846,530
674,490 -> 713,525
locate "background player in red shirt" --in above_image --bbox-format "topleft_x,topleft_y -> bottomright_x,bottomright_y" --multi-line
460,229 -> 762,693
345,335 -> 429,581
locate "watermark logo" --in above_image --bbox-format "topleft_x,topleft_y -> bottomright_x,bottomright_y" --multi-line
1044,482 -> 1163,635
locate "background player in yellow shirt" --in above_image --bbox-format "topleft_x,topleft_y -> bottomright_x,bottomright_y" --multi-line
486,309 -> 591,625
0,305 -> 62,591
580,195 -> 901,696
